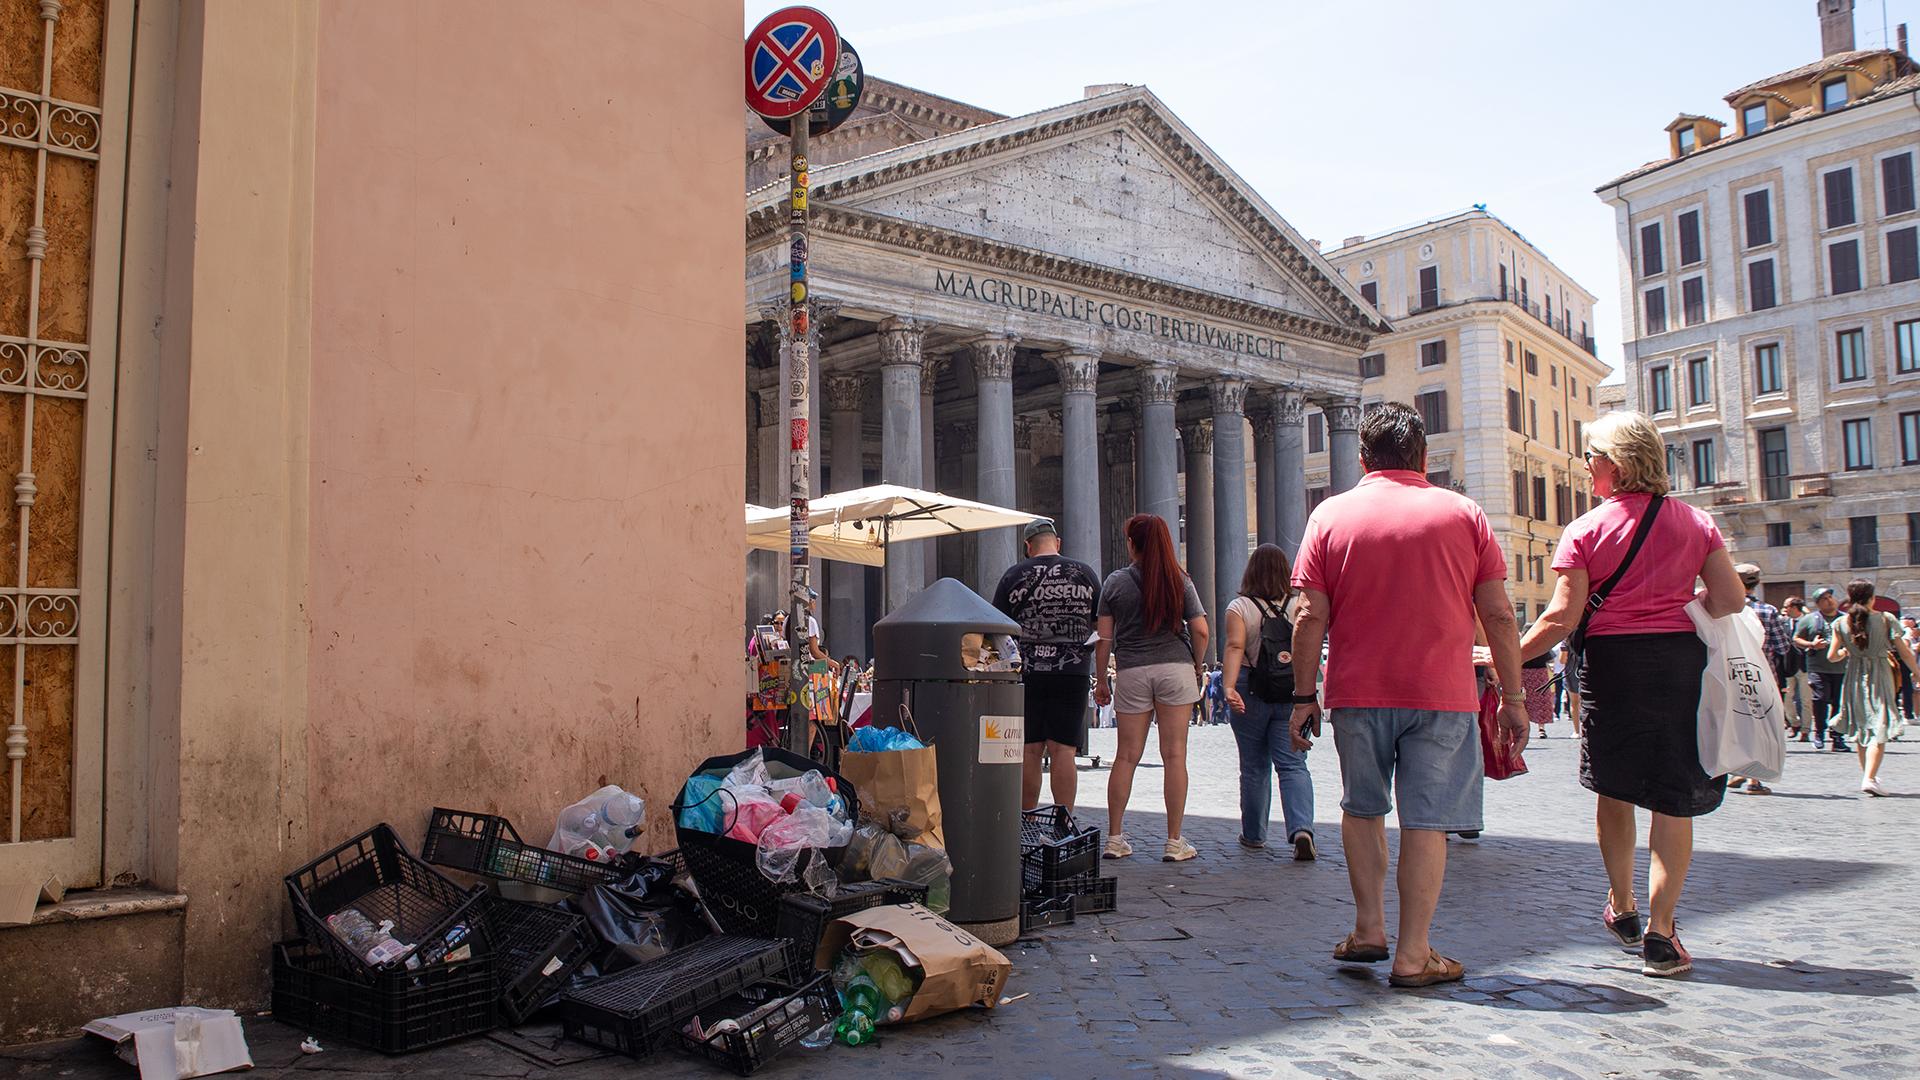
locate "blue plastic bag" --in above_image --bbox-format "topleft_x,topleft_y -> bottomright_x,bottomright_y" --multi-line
847,726 -> 925,753
676,774 -> 727,834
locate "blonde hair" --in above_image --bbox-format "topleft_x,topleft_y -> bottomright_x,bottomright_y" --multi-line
1585,411 -> 1670,496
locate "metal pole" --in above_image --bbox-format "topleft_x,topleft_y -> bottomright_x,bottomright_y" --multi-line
785,120 -> 814,758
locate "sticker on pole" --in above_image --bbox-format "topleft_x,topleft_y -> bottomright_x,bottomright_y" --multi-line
763,38 -> 865,137
979,715 -> 1023,764
745,7 -> 840,120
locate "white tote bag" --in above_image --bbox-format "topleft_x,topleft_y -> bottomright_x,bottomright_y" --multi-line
1687,598 -> 1787,781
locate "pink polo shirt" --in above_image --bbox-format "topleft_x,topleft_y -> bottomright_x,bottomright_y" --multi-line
1292,471 -> 1506,711
1551,492 -> 1724,637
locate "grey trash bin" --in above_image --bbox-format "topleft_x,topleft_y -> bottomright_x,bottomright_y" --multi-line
871,578 -> 1024,946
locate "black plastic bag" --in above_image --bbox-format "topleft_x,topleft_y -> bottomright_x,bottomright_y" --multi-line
566,865 -> 710,973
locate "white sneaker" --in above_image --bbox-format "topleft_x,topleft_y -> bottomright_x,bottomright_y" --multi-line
1104,834 -> 1133,859
1163,837 -> 1197,862
1863,776 -> 1889,797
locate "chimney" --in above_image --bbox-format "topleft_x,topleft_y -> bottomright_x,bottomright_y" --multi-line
1900,22 -> 1910,55
1343,234 -> 1366,247
1818,0 -> 1855,56
1083,83 -> 1130,99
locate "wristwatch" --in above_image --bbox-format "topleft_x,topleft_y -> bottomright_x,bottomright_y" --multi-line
1291,691 -> 1319,705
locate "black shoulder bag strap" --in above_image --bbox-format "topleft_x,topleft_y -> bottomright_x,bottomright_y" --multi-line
1568,494 -> 1664,665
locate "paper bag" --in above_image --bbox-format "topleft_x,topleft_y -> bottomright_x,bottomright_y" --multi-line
813,903 -> 1011,1022
839,743 -> 945,849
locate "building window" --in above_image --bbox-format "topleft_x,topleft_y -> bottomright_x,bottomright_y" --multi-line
1678,209 -> 1702,266
1825,168 -> 1856,228
1416,389 -> 1449,434
1417,266 -> 1439,310
1760,427 -> 1789,500
1550,365 -> 1559,387
1899,319 -> 1920,375
1644,287 -> 1667,334
1529,399 -> 1539,438
1532,475 -> 1548,520
1837,328 -> 1867,382
1911,513 -> 1920,566
1639,223 -> 1664,276
1681,276 -> 1706,325
1511,472 -> 1527,517
1575,489 -> 1589,516
1767,522 -> 1791,547
1307,412 -> 1325,454
1552,409 -> 1562,449
1755,342 -> 1783,395
1885,151 -> 1917,215
1742,102 -> 1767,135
1829,239 -> 1862,294
1676,125 -> 1696,154
1850,515 -> 1878,567
1307,485 -> 1329,511
1687,355 -> 1712,407
1499,265 -> 1509,299
1419,340 -> 1447,368
1692,439 -> 1716,486
1524,350 -> 1538,375
1822,77 -> 1848,112
1573,418 -> 1584,450
1888,226 -> 1919,283
1505,339 -> 1515,366
1666,443 -> 1687,488
1648,364 -> 1673,414
1506,388 -> 1523,433
1426,469 -> 1452,490
1360,280 -> 1378,307
1748,258 -> 1777,310
1843,417 -> 1874,470
1902,410 -> 1920,465
1570,374 -> 1579,396
1555,482 -> 1572,524
1359,353 -> 1385,378
1743,189 -> 1773,247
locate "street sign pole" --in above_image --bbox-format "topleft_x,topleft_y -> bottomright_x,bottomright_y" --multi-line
785,118 -> 813,757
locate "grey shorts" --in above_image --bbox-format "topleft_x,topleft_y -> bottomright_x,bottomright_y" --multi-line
1114,662 -> 1202,713
1331,707 -> 1484,832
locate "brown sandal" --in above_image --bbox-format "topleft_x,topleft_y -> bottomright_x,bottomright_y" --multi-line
1388,951 -> 1465,988
1332,934 -> 1390,963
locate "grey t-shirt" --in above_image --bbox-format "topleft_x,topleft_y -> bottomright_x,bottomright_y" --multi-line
1797,611 -> 1846,674
1098,566 -> 1205,669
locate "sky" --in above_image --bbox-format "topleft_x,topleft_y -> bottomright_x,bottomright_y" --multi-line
748,0 -> 1920,381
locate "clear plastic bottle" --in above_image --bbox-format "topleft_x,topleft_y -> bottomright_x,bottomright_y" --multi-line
326,908 -> 412,966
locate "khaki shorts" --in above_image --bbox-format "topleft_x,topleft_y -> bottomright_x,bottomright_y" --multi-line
1114,661 -> 1201,713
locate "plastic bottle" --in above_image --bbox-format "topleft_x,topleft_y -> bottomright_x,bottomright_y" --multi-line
326,908 -> 412,966
835,976 -> 884,1046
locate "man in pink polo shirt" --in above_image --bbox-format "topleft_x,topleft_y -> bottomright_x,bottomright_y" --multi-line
1290,402 -> 1527,988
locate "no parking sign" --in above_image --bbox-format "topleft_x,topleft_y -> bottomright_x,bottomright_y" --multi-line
744,7 -> 840,120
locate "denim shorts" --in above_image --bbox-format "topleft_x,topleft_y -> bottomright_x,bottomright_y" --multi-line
1331,707 -> 1483,832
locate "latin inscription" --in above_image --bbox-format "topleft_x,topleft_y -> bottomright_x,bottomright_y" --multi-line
934,269 -> 1284,360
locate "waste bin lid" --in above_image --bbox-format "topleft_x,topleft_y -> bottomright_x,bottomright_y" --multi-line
873,578 -> 1023,681
875,577 -> 1020,633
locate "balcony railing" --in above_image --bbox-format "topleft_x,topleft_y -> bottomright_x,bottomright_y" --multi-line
1407,291 -> 1444,315
1761,473 -> 1790,502
1497,285 -> 1599,356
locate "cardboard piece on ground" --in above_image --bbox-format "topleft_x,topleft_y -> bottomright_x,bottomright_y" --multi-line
813,902 -> 1011,1022
82,1007 -> 253,1080
0,873 -> 64,926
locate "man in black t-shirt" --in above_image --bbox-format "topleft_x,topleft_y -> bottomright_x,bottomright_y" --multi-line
992,518 -> 1100,812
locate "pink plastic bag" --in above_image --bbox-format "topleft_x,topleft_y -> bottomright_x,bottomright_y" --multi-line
723,790 -> 788,844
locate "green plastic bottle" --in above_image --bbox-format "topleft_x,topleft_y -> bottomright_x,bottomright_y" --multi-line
836,977 -> 883,1046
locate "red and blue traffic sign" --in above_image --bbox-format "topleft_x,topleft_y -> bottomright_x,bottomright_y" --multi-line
745,7 -> 840,120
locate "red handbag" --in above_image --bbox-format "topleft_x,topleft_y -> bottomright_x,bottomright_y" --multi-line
1479,682 -> 1529,780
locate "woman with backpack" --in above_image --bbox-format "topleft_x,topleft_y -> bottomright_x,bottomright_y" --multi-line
1221,544 -> 1316,861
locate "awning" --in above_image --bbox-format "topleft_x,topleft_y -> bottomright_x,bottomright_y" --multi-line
745,485 -> 1032,567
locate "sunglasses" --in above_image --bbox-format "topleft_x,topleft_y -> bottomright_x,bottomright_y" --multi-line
1582,449 -> 1607,462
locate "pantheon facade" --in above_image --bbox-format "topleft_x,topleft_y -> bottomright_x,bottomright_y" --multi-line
745,80 -> 1387,658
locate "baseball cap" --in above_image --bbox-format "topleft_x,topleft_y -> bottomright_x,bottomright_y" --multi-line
1733,562 -> 1761,585
1022,518 -> 1058,543
1812,586 -> 1836,600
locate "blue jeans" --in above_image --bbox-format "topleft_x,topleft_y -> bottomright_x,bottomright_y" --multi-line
1228,672 -> 1314,844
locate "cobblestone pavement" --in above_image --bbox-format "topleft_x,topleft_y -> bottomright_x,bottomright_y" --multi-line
11,725 -> 1919,1079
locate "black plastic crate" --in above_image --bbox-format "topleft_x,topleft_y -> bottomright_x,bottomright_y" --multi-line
671,747 -> 860,936
271,940 -> 495,1054
286,823 -> 494,979
1019,806 -> 1099,891
774,878 -> 929,975
490,897 -> 597,1026
1018,892 -> 1076,934
1030,874 -> 1117,916
422,808 -> 623,894
561,935 -> 790,1059
676,973 -> 836,1075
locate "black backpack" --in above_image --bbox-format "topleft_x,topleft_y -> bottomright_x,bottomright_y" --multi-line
1247,597 -> 1295,702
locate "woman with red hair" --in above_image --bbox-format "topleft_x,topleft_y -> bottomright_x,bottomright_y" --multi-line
1093,514 -> 1211,861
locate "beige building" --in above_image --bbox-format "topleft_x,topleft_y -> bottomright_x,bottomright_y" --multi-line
1,0 -> 742,1040
1596,0 -> 1920,610
1323,211 -> 1612,621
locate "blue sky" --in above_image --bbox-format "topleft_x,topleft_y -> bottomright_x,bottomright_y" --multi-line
750,1 -> 1920,381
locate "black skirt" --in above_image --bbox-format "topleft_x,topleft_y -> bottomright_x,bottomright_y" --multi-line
1578,631 -> 1724,817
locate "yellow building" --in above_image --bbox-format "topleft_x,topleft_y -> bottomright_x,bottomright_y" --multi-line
1323,210 -> 1613,621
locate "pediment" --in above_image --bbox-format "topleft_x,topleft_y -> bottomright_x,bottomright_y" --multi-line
789,90 -> 1382,334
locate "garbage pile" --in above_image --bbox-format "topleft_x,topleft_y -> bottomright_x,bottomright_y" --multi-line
271,745 -> 1009,1071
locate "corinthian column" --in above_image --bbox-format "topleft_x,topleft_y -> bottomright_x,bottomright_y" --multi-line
1180,418 -> 1215,660
973,335 -> 1019,589
879,319 -> 925,609
1273,390 -> 1307,558
1249,393 -> 1278,547
1210,378 -> 1249,635
1136,364 -> 1180,529
826,372 -> 867,656
1327,399 -> 1363,495
1054,353 -> 1102,576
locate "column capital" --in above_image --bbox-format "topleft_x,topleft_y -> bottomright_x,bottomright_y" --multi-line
1179,418 -> 1214,455
1273,388 -> 1307,426
1325,399 -> 1362,432
921,352 -> 950,387
824,372 -> 866,413
754,382 -> 784,416
1136,363 -> 1179,406
950,419 -> 978,454
1208,377 -> 1249,417
1049,352 -> 1101,395
969,335 -> 1019,382
1248,401 -> 1277,440
877,319 -> 925,368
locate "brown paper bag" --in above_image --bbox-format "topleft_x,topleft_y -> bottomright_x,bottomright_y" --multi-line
839,743 -> 945,849
813,903 -> 1012,1021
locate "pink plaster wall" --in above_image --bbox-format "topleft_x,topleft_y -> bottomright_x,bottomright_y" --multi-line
307,1 -> 744,852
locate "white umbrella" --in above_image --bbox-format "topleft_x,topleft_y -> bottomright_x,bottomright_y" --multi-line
745,484 -> 1032,567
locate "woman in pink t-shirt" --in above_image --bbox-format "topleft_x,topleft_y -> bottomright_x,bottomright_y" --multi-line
1516,411 -> 1745,979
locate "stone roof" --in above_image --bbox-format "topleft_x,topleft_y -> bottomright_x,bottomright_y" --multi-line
1723,48 -> 1903,102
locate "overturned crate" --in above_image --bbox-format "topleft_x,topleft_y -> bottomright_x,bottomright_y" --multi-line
561,935 -> 790,1059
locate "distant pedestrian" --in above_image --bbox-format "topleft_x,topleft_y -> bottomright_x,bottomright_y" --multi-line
1291,403 -> 1525,988
1898,615 -> 1918,724
1094,513 -> 1210,863
1795,589 -> 1851,752
1221,543 -> 1316,860
1781,597 -> 1810,736
1518,411 -> 1746,978
991,517 -> 1100,813
1825,580 -> 1918,796
1727,564 -> 1789,796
